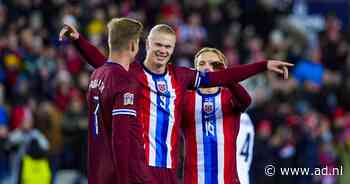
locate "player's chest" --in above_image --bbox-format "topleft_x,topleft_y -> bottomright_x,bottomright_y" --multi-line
138,71 -> 183,108
193,92 -> 234,137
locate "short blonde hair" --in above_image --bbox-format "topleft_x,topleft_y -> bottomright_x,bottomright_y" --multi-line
107,18 -> 143,51
194,47 -> 227,67
148,24 -> 176,37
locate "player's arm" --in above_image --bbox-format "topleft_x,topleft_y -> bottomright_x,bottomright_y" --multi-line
178,60 -> 293,89
228,83 -> 252,112
111,110 -> 132,184
59,24 -> 107,68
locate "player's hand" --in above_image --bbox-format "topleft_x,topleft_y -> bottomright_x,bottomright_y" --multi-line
59,24 -> 79,41
267,60 -> 294,80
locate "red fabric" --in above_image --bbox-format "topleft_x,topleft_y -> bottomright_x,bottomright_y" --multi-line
66,53 -> 84,75
207,61 -> 267,87
10,105 -> 25,130
147,166 -> 178,184
222,90 -> 241,184
228,84 -> 252,112
182,91 -> 198,184
87,63 -> 151,184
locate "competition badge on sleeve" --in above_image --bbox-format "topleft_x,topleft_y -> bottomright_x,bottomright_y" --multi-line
123,92 -> 134,105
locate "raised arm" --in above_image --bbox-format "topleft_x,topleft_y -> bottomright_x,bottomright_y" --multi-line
59,24 -> 107,68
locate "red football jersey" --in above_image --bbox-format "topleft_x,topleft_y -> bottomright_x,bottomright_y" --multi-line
74,36 -> 265,172
87,61 -> 151,184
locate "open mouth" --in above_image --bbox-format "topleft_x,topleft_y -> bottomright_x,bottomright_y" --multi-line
156,56 -> 167,61
155,51 -> 168,61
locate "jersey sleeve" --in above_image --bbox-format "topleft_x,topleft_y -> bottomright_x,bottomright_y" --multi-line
111,114 -> 131,184
110,95 -> 137,184
228,83 -> 252,112
177,61 -> 267,89
73,35 -> 107,68
108,76 -> 136,184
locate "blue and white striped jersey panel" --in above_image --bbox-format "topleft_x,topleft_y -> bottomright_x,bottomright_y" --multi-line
144,71 -> 176,168
195,92 -> 225,184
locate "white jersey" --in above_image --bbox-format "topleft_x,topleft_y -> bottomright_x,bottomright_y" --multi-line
236,113 -> 255,184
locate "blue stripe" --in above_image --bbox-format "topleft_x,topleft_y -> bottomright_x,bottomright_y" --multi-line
201,96 -> 218,184
153,75 -> 171,167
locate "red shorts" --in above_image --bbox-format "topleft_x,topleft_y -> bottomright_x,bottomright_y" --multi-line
147,166 -> 179,184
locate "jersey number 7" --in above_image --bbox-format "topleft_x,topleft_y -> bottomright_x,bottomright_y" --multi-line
92,96 -> 100,137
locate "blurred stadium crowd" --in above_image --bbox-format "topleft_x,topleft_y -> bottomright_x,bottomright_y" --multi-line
0,0 -> 349,184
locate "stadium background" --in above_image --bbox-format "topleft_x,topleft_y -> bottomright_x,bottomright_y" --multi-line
0,0 -> 350,184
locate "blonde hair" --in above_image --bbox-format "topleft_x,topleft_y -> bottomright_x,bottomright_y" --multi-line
148,24 -> 176,38
107,17 -> 143,51
194,47 -> 227,67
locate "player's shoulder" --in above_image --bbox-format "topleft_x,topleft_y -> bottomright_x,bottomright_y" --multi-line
218,88 -> 233,100
95,62 -> 121,71
91,63 -> 127,84
99,62 -> 128,75
130,62 -> 142,69
171,64 -> 197,82
220,87 -> 231,94
172,64 -> 195,72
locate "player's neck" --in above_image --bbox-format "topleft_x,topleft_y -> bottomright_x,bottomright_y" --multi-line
144,57 -> 166,74
199,87 -> 219,94
109,51 -> 131,71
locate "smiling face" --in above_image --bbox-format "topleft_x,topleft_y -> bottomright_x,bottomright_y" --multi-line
146,31 -> 176,68
195,48 -> 226,72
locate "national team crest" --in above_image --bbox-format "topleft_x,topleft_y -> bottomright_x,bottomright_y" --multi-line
203,101 -> 214,113
156,80 -> 167,93
123,92 -> 134,105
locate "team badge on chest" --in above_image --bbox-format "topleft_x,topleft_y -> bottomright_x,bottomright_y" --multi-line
123,92 -> 134,105
156,80 -> 168,93
203,101 -> 214,114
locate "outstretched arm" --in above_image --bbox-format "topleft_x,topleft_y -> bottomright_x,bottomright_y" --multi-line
59,24 -> 107,68
199,61 -> 268,88
178,60 -> 293,89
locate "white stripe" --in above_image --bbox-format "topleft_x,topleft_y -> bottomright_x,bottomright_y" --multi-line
195,93 -> 205,183
112,112 -> 136,116
112,109 -> 136,114
165,74 -> 175,168
197,76 -> 202,89
93,96 -> 99,100
215,94 -> 225,184
145,71 -> 157,166
194,71 -> 200,88
94,103 -> 100,135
